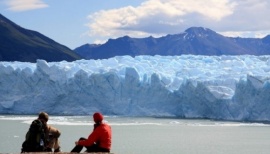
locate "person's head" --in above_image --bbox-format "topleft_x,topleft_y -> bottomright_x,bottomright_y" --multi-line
93,112 -> 103,124
38,112 -> 49,123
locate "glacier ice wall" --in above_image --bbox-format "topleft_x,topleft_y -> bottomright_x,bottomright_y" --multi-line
1,55 -> 270,121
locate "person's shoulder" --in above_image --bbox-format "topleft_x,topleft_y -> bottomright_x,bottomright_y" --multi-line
100,123 -> 111,127
31,119 -> 42,125
103,123 -> 112,130
33,119 -> 40,122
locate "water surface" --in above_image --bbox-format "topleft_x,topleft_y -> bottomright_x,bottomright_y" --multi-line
1,116 -> 270,154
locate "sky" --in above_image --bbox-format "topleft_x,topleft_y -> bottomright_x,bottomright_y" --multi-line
1,0 -> 270,49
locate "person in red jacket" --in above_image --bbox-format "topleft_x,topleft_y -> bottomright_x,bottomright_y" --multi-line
71,112 -> 112,153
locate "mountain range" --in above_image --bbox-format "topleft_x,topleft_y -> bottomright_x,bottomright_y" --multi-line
1,13 -> 270,62
0,14 -> 81,62
75,27 -> 270,60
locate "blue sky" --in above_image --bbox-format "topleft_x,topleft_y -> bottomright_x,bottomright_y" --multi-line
1,0 -> 270,49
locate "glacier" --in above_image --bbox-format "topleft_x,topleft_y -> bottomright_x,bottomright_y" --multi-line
1,55 -> 270,122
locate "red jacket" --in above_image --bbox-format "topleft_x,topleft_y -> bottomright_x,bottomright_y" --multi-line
78,123 -> 112,150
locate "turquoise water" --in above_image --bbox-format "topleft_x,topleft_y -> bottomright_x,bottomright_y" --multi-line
1,116 -> 270,154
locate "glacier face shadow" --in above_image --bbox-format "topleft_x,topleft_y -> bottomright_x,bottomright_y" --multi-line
0,55 -> 270,122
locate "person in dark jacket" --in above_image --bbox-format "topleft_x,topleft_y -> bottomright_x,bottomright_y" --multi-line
71,112 -> 112,153
21,112 -> 61,152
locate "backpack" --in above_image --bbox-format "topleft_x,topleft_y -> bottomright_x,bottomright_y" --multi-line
21,119 -> 46,152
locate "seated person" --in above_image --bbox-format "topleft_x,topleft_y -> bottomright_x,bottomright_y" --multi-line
71,112 -> 112,153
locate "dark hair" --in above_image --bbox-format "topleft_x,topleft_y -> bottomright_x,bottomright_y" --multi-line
38,112 -> 49,122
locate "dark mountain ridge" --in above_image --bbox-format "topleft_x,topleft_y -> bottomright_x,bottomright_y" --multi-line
0,14 -> 81,62
75,27 -> 270,60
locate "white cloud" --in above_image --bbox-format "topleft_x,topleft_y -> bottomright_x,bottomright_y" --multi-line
220,30 -> 270,38
86,0 -> 270,42
86,0 -> 236,41
5,0 -> 48,12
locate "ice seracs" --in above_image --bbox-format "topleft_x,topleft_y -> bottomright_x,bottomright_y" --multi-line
0,55 -> 270,122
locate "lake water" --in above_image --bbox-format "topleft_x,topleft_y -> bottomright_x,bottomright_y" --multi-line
1,115 -> 270,154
